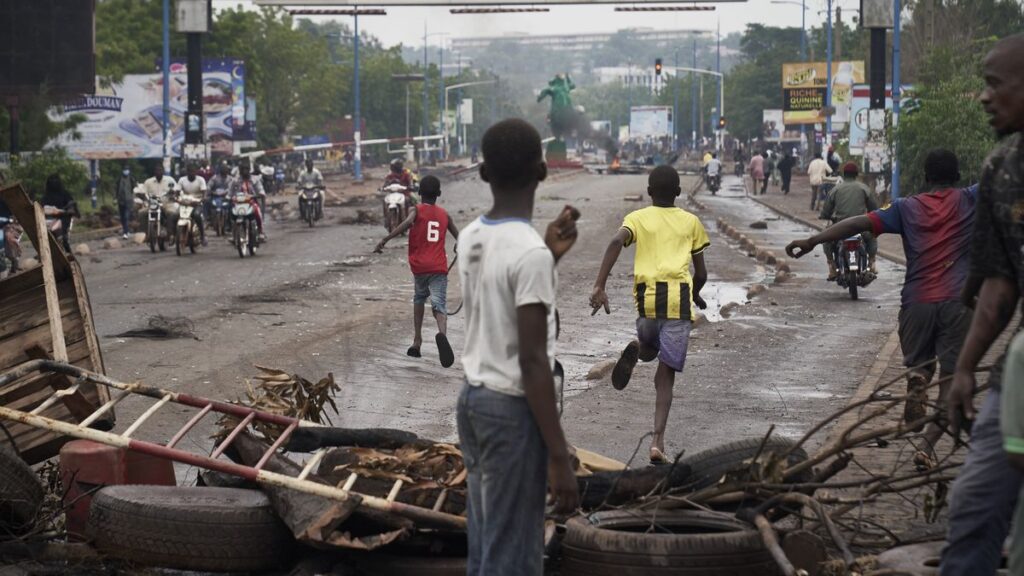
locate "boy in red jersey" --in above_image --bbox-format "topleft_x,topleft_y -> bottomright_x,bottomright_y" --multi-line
375,175 -> 460,367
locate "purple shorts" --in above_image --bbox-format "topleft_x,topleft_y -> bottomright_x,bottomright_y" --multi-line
636,318 -> 692,372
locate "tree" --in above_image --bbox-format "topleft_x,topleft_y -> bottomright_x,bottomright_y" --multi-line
6,149 -> 89,199
894,41 -> 996,194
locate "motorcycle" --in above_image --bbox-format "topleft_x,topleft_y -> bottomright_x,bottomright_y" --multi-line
175,193 -> 201,256
274,169 -> 286,195
380,183 -> 410,234
0,216 -> 23,277
831,234 -> 873,300
42,202 -> 77,254
708,173 -> 721,195
210,193 -> 232,237
231,192 -> 260,258
734,160 -> 744,177
298,183 -> 324,228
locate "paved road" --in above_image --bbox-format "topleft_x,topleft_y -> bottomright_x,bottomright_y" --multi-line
68,170 -> 905,477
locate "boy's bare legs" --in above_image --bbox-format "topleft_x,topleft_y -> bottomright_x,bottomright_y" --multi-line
409,303 -> 425,356
652,361 -> 676,457
434,307 -> 447,335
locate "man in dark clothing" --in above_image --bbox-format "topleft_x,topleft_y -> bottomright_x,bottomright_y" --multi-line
940,33 -> 1024,576
116,165 -> 136,239
819,162 -> 879,279
778,151 -> 796,195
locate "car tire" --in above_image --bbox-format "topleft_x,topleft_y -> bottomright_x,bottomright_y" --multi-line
679,436 -> 811,492
0,444 -> 44,535
88,486 -> 293,573
354,554 -> 467,576
561,509 -> 778,575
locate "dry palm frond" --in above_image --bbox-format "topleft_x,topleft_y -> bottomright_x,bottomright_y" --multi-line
216,366 -> 341,442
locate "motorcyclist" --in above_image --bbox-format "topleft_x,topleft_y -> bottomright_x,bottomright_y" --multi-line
819,162 -> 879,279
297,158 -> 325,219
176,162 -> 208,247
259,161 -> 276,194
142,164 -> 178,233
297,158 -> 324,189
384,159 -> 413,189
705,152 -> 723,190
40,174 -> 79,253
230,163 -> 267,241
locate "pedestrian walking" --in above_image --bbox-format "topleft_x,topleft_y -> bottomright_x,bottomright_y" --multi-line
786,149 -> 977,457
778,150 -> 796,195
748,152 -> 765,196
807,152 -> 832,211
375,175 -> 459,368
590,165 -> 710,464
940,33 -> 1024,576
999,331 -> 1024,574
115,165 -> 136,239
456,118 -> 579,576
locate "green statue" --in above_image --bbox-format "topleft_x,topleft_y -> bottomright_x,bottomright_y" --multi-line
537,74 -> 577,139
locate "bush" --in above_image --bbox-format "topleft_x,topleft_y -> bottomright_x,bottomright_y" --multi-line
6,149 -> 89,201
895,42 -> 996,195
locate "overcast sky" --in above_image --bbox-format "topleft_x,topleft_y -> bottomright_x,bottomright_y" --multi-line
215,0 -> 864,48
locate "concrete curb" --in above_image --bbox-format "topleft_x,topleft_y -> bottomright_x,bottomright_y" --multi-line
747,195 -> 907,267
713,215 -> 793,301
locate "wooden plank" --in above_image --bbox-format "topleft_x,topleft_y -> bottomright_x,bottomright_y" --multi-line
0,291 -> 79,342
0,315 -> 86,372
34,203 -> 67,362
0,266 -> 44,302
69,260 -> 107,377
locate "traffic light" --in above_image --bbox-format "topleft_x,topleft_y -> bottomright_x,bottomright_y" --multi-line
655,58 -> 663,76
718,116 -> 727,129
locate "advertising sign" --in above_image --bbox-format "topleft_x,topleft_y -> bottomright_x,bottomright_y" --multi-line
782,61 -> 865,125
51,59 -> 247,160
629,106 -> 672,138
849,84 -> 914,154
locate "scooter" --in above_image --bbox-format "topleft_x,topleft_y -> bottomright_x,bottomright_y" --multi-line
831,234 -> 874,300
708,173 -> 721,195
380,183 -> 409,234
42,202 -> 77,254
231,192 -> 260,258
298,183 -> 324,228
175,193 -> 202,256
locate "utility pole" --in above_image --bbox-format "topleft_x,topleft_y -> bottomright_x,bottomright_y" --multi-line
438,41 -> 444,159
422,24 -> 428,142
892,0 -> 902,199
691,38 -> 697,150
673,49 -> 679,151
179,0 -> 211,165
715,19 -> 722,151
836,6 -> 842,59
162,0 -> 171,171
825,0 -> 834,150
353,12 -> 362,182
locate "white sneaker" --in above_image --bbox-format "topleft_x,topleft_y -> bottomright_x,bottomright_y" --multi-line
122,233 -> 129,240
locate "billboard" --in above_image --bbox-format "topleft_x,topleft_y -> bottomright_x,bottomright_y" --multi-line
50,59 -> 247,159
782,61 -> 865,125
849,84 -> 914,154
629,106 -> 672,138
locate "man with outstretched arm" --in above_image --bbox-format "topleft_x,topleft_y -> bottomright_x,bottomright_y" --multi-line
937,33 -> 1024,576
786,149 -> 977,460
590,165 -> 710,465
456,118 -> 580,576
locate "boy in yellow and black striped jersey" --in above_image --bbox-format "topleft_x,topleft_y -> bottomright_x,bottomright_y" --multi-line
590,165 -> 710,464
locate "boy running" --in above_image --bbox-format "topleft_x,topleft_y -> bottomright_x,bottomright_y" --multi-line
375,175 -> 458,368
590,165 -> 710,464
457,118 -> 580,575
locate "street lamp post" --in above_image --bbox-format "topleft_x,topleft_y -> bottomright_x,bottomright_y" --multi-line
353,12 -> 362,182
892,0 -> 902,199
673,49 -> 679,152
825,0 -> 834,151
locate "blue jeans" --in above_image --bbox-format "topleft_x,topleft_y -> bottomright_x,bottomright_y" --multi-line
941,387 -> 1022,575
118,203 -> 132,235
413,273 -> 448,314
457,383 -> 547,576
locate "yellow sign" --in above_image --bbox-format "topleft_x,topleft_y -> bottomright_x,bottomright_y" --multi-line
782,61 -> 865,125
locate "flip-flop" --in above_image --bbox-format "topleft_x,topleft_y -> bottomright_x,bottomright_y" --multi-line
436,333 -> 455,368
407,346 -> 421,358
649,447 -> 668,465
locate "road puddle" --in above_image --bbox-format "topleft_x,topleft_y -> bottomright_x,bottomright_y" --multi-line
700,281 -> 751,322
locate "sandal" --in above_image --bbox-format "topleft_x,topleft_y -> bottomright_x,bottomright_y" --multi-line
649,447 -> 668,465
407,346 -> 421,358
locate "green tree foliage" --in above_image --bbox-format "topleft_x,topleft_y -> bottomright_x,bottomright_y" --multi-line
723,24 -> 804,140
7,149 -> 89,199
894,41 -> 996,194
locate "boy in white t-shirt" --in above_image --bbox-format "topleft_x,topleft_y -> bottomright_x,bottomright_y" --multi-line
456,118 -> 580,575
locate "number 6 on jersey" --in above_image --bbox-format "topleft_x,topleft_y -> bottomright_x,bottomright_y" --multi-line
427,220 -> 440,243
